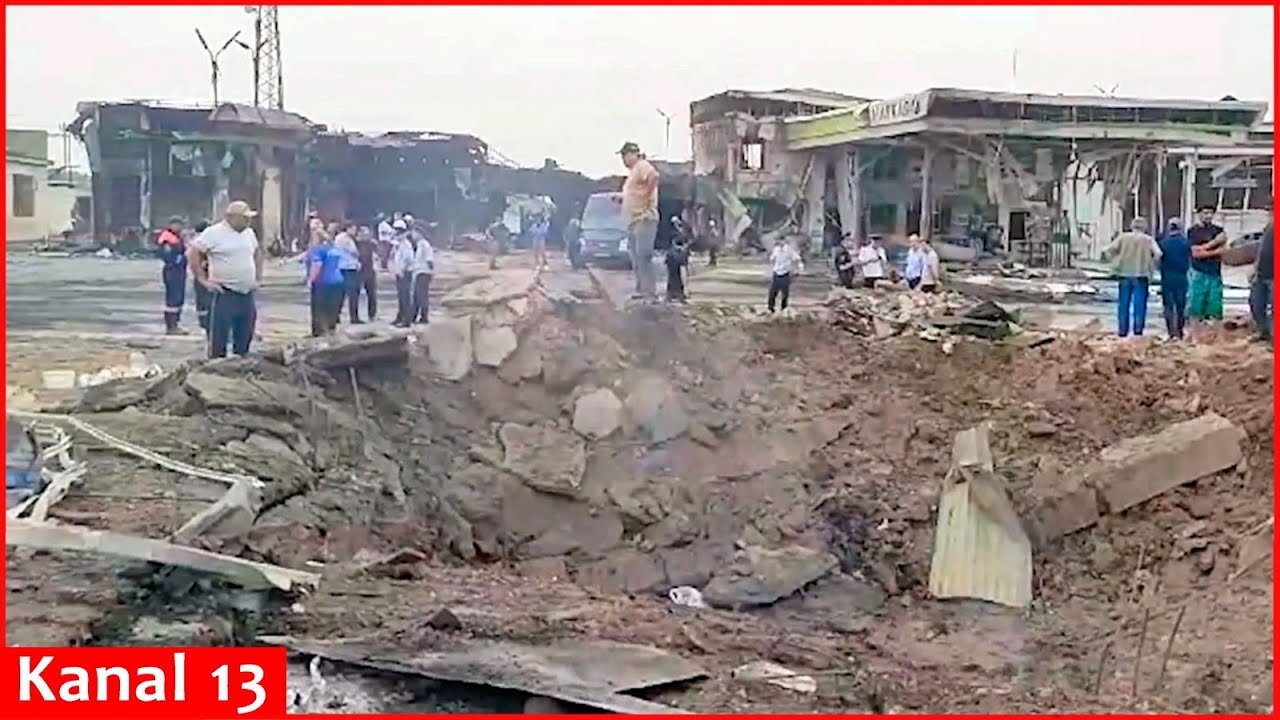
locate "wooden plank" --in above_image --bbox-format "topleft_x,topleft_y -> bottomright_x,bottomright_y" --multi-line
6,519 -> 319,592
260,636 -> 696,714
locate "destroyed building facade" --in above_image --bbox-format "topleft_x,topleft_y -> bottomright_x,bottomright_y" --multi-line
694,87 -> 1271,266
68,101 -> 315,250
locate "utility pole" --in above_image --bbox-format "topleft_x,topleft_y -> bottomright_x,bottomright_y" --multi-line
656,108 -> 672,159
246,6 -> 285,109
195,28 -> 249,106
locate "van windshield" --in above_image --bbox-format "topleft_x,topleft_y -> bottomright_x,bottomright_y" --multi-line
582,193 -> 625,230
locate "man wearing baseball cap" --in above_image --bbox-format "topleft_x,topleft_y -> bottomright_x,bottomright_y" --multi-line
187,200 -> 263,358
619,141 -> 660,301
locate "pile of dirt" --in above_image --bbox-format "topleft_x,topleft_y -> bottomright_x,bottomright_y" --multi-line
11,272 -> 1272,712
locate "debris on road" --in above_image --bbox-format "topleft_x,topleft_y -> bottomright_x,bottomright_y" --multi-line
6,518 -> 320,592
732,660 -> 818,694
928,423 -> 1033,608
262,635 -> 704,714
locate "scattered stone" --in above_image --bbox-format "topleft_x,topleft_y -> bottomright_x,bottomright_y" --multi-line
572,388 -> 623,439
1090,540 -> 1120,572
425,607 -> 463,631
474,325 -> 519,368
424,317 -> 473,380
1183,495 -> 1216,519
497,338 -> 543,384
517,556 -> 569,582
687,421 -> 719,448
498,423 -> 586,497
1085,413 -> 1245,514
542,347 -> 590,392
1025,421 -> 1057,438
702,545 -> 838,609
624,375 -> 690,444
576,549 -> 667,595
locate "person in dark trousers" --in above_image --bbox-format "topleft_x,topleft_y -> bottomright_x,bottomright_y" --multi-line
332,222 -> 362,324
411,224 -> 435,324
1249,214 -> 1274,344
665,237 -> 689,302
833,235 -> 855,289
188,201 -> 263,359
1102,216 -> 1161,338
565,217 -> 585,270
189,221 -> 212,334
306,233 -> 345,336
1157,219 -> 1192,340
354,226 -> 378,322
766,239 -> 803,314
390,220 -> 415,327
156,216 -> 189,335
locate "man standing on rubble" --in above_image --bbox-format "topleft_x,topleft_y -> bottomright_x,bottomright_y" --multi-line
355,225 -> 378,323
188,201 -> 263,358
156,216 -> 189,335
619,141 -> 660,301
333,221 -> 363,324
767,238 -> 804,314
1249,210 -> 1274,344
1187,205 -> 1228,335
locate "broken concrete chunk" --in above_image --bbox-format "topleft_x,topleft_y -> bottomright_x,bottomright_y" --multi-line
624,375 -> 690,444
1085,413 -> 1245,514
1028,477 -> 1101,545
498,423 -> 586,497
424,317 -> 473,380
572,388 -> 623,439
473,325 -> 519,368
702,544 -> 837,609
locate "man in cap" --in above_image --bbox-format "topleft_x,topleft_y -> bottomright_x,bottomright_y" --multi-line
619,141 -> 660,301
188,200 -> 263,358
156,215 -> 189,334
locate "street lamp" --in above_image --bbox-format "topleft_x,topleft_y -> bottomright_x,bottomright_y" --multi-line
195,28 -> 251,106
656,108 -> 672,159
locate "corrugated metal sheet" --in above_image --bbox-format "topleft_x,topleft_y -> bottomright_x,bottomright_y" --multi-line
928,424 -> 1033,608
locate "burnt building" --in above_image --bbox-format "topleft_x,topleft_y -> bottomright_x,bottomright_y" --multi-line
68,101 -> 315,250
307,131 -> 491,233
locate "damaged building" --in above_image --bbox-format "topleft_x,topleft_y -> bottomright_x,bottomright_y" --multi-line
307,131 -> 492,234
690,88 -> 868,248
69,101 -> 315,251
693,87 -> 1270,266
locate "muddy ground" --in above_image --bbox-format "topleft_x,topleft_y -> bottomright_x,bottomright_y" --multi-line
5,253 -> 1273,713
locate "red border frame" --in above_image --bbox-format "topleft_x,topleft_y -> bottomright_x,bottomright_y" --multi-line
2,1 -> 1276,718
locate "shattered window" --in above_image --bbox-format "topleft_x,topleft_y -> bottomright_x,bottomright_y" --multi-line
740,141 -> 764,171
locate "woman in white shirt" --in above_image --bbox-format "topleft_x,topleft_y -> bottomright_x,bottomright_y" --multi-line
856,237 -> 887,289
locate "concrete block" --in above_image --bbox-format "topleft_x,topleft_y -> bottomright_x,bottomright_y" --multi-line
1029,481 -> 1100,544
1086,413 -> 1245,514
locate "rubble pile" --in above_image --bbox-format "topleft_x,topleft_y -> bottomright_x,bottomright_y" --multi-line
823,287 -> 1024,341
7,270 -> 1274,714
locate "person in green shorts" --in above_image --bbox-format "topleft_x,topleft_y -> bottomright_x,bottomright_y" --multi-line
1186,205 -> 1228,331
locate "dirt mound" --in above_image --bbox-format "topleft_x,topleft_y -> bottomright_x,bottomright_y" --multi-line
19,272 -> 1272,712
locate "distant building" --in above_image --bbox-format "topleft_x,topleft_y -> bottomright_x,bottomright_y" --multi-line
6,129 -> 57,242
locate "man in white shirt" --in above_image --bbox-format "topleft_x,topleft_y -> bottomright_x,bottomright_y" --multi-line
389,220 -> 415,327
376,214 -> 395,270
767,238 -> 804,313
856,237 -> 887,288
188,200 -> 263,358
410,225 -> 435,325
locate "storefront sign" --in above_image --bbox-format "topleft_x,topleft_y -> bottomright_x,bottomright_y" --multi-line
867,92 -> 929,126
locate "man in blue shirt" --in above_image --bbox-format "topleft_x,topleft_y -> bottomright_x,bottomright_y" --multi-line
1157,219 -> 1192,339
307,235 -> 345,337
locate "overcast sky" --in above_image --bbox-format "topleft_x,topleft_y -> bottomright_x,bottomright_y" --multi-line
6,5 -> 1274,177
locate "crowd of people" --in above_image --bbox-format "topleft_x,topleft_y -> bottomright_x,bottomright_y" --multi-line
1106,204 -> 1273,343
151,202 -> 442,363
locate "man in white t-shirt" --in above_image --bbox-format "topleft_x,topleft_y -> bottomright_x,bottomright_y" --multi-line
856,236 -> 887,289
766,239 -> 804,313
188,200 -> 263,358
